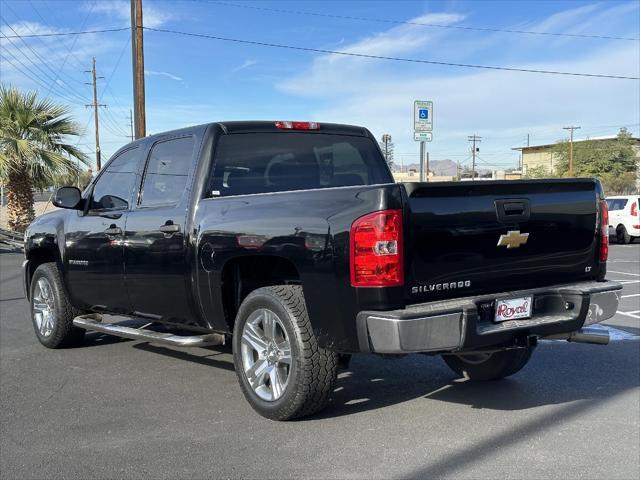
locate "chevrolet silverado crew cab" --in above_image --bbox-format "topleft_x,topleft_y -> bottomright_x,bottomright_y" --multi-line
23,121 -> 621,420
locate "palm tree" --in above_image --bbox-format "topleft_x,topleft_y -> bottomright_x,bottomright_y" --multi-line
0,86 -> 88,232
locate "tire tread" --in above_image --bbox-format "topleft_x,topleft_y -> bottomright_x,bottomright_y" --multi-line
31,263 -> 85,348
233,285 -> 338,420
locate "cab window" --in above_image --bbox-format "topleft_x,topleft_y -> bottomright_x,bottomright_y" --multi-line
139,136 -> 195,207
90,147 -> 140,211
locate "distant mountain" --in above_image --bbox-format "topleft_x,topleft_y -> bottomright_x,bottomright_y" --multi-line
397,159 -> 489,176
429,159 -> 459,176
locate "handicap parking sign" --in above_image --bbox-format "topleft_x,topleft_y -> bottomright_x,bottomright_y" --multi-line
414,100 -> 433,131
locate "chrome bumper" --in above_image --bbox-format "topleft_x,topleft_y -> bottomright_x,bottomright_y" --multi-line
357,281 -> 622,354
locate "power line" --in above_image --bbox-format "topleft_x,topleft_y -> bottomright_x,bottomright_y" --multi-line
177,0 -> 640,42
4,1 -> 89,87
98,37 -> 132,112
0,48 -> 86,106
27,0 -> 103,75
47,1 -> 97,97
143,26 -> 640,80
0,20 -> 91,102
0,27 -> 128,39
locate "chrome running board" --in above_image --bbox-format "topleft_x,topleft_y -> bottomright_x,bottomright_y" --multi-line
73,315 -> 225,347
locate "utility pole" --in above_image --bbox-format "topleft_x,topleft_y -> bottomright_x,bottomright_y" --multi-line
128,109 -> 134,141
131,0 -> 146,139
425,151 -> 430,182
419,141 -> 425,182
85,57 -> 106,170
468,134 -> 482,181
563,125 -> 580,176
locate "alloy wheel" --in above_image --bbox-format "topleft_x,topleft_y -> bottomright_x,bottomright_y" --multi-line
240,308 -> 292,401
33,277 -> 56,337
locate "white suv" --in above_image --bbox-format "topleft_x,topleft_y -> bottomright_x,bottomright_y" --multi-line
607,195 -> 640,244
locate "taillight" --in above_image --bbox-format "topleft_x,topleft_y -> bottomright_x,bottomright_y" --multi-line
350,209 -> 404,287
275,121 -> 320,130
599,199 -> 609,262
631,201 -> 638,216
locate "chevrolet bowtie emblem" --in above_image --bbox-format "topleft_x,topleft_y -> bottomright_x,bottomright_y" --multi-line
497,230 -> 529,249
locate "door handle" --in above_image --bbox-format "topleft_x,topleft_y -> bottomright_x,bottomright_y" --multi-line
159,223 -> 180,234
104,226 -> 122,235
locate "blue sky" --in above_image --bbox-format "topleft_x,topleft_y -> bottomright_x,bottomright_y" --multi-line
1,0 -> 639,171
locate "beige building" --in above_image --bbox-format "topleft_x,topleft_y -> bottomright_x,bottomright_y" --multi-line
393,170 -> 455,183
515,136 -> 640,176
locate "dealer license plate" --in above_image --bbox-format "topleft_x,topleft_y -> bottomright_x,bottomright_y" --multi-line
494,296 -> 533,322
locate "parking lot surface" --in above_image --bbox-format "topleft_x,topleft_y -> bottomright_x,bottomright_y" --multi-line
1,244 -> 638,479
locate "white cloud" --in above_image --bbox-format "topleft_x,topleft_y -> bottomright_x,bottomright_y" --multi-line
145,70 -> 182,81
276,4 -> 640,167
231,59 -> 257,73
91,0 -> 171,28
339,13 -> 465,57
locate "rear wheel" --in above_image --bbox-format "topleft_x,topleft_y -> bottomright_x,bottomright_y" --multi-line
442,347 -> 533,381
616,225 -> 631,244
232,285 -> 338,420
30,263 -> 85,348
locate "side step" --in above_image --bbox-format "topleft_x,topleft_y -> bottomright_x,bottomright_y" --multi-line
73,315 -> 225,347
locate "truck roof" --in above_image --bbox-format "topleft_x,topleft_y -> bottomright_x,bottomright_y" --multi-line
141,121 -> 369,141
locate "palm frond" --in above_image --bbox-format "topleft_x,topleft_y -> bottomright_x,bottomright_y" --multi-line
0,85 -> 88,187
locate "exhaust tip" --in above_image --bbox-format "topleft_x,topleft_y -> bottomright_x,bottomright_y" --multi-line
543,326 -> 610,345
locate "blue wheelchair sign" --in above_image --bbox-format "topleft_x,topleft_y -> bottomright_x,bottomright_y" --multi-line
419,109 -> 429,119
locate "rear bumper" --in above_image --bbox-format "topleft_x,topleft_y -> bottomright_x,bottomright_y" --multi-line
356,281 -> 622,354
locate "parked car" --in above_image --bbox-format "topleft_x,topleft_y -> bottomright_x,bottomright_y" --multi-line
23,121 -> 621,420
606,195 -> 640,244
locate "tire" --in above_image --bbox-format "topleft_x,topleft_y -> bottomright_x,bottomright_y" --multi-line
232,285 -> 338,420
616,225 -> 631,244
30,262 -> 85,349
442,347 -> 533,381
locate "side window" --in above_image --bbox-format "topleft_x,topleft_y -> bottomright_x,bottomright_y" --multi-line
139,137 -> 195,207
607,199 -> 628,211
90,147 -> 140,211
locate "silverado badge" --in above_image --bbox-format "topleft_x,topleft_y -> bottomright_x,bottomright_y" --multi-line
497,230 -> 529,249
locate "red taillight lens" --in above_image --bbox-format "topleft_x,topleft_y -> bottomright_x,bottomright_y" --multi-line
631,201 -> 638,216
275,121 -> 320,130
350,209 -> 404,287
599,200 -> 609,262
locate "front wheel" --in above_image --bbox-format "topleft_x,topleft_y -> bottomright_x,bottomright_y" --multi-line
232,285 -> 338,421
442,347 -> 533,381
30,263 -> 85,348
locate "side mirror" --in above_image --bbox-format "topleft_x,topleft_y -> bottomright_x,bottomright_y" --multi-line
53,186 -> 83,210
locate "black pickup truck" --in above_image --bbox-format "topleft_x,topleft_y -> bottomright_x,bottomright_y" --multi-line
23,121 -> 621,420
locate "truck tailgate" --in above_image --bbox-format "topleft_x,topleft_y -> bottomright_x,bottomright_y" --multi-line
403,179 -> 601,303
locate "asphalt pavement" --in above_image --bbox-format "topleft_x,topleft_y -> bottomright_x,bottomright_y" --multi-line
1,244 -> 638,479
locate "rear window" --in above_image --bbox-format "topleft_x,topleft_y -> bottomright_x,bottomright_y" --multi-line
209,133 -> 391,197
607,199 -> 628,211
